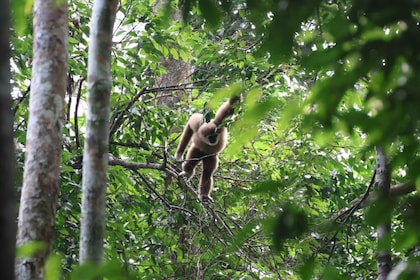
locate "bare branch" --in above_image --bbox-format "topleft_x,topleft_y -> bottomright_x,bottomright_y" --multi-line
12,85 -> 31,113
74,78 -> 84,149
108,156 -> 164,170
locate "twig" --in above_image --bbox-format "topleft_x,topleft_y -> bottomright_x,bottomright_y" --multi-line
74,78 -> 84,149
177,153 -> 220,163
109,88 -> 148,136
108,156 -> 164,170
336,181 -> 415,220
66,74 -> 74,122
109,140 -> 150,150
107,154 -> 198,199
135,169 -> 173,210
12,85 -> 31,113
336,169 -> 377,223
205,206 -> 234,236
327,169 -> 376,263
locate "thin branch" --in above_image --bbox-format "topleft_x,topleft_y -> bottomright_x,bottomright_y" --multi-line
325,176 -> 415,264
134,169 -> 172,210
109,87 -> 147,136
108,79 -> 214,137
74,78 -> 84,149
107,154 -> 199,199
144,82 -> 206,94
337,181 -> 416,219
66,74 -> 74,122
327,169 -> 376,263
108,156 -> 164,170
177,152 -> 220,163
106,154 -> 278,277
205,207 -> 234,237
336,170 -> 377,223
109,140 -> 150,150
12,85 -> 31,113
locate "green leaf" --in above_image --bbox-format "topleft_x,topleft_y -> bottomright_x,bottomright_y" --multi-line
162,45 -> 169,58
170,48 -> 179,60
45,254 -> 62,280
209,83 -> 243,109
198,0 -> 222,27
181,0 -> 196,23
179,49 -> 188,62
251,180 -> 282,194
227,95 -> 280,154
299,257 -> 316,280
11,0 -> 33,34
17,241 -> 46,257
271,204 -> 308,251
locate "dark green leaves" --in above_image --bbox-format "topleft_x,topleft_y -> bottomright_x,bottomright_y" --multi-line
198,0 -> 222,27
180,0 -> 222,27
272,203 -> 308,251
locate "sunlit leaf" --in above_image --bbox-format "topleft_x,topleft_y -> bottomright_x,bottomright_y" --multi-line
209,83 -> 243,109
17,241 -> 46,257
45,254 -> 62,280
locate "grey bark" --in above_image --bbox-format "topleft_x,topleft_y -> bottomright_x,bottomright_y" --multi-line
79,0 -> 118,265
153,0 -> 192,108
15,0 -> 68,279
375,146 -> 392,280
154,56 -> 192,108
0,0 -> 16,278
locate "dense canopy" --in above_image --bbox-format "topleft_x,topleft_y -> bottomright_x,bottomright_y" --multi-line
5,0 -> 420,279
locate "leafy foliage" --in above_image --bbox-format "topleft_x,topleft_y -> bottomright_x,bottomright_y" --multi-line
10,0 -> 420,279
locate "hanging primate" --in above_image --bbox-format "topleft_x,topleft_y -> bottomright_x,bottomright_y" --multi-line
175,95 -> 241,204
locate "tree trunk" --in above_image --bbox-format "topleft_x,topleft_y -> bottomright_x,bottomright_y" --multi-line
0,0 -> 16,278
15,0 -> 68,279
153,1 -> 192,108
79,0 -> 118,265
154,57 -> 192,108
375,146 -> 392,280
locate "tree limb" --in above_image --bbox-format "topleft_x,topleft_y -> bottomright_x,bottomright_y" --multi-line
348,182 -> 415,212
